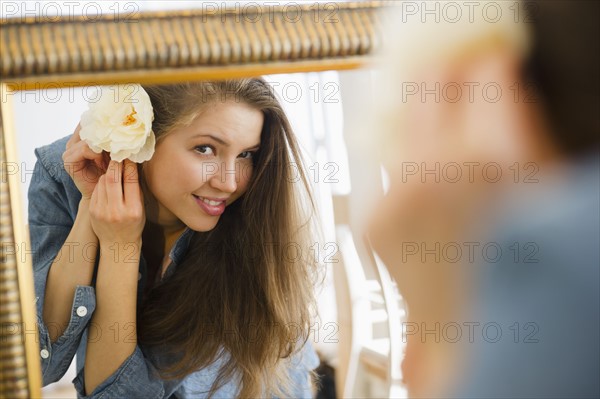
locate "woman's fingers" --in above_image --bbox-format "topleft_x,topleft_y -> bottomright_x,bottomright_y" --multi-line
123,159 -> 142,206
64,124 -> 110,175
96,160 -> 143,207
76,142 -> 107,170
88,159 -> 145,244
65,123 -> 82,150
63,140 -> 107,172
105,160 -> 123,203
90,174 -> 106,209
101,151 -> 111,170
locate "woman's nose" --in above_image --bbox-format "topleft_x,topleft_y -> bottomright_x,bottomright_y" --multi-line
209,160 -> 238,193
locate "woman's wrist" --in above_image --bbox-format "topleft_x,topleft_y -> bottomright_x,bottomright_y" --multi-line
96,240 -> 141,290
77,197 -> 99,237
98,239 -> 142,263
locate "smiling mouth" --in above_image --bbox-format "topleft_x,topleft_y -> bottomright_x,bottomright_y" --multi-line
192,195 -> 228,216
193,195 -> 226,206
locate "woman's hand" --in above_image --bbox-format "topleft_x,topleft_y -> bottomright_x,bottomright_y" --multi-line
89,159 -> 145,247
84,160 -> 143,395
62,124 -> 110,199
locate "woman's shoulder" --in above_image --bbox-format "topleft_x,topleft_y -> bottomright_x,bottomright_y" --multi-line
33,134 -> 71,177
30,134 -> 81,211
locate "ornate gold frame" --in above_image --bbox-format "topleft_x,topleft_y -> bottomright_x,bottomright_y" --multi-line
1,2 -> 386,89
0,2 -> 388,397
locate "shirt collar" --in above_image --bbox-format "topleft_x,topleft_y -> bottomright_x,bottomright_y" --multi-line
171,227 -> 196,264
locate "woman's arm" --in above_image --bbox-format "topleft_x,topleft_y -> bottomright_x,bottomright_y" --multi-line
83,239 -> 141,394
42,198 -> 97,342
42,127 -> 110,341
29,134 -> 106,385
83,160 -> 146,395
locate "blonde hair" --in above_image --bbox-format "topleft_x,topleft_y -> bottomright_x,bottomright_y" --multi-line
367,1 -> 531,165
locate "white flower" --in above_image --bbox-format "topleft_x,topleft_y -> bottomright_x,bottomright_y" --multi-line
79,84 -> 155,163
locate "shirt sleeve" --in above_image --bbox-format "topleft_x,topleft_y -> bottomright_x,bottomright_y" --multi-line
68,334 -> 320,398
72,346 -> 168,399
28,151 -> 96,386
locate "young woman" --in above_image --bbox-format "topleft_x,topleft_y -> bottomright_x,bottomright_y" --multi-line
29,78 -> 321,398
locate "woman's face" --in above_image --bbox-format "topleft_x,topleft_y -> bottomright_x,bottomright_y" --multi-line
142,99 -> 264,232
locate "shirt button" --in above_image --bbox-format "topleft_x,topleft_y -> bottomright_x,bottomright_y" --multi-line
76,306 -> 88,317
138,272 -> 142,281
40,349 -> 49,359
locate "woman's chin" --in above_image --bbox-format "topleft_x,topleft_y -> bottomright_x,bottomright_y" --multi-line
185,217 -> 220,233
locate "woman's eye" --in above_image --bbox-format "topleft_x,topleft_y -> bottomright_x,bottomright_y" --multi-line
238,151 -> 255,160
194,145 -> 214,155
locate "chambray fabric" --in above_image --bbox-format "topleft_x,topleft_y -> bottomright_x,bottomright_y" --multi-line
29,135 -> 319,398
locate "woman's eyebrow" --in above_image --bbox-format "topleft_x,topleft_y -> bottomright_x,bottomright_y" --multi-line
245,144 -> 260,150
191,133 -> 229,146
191,133 -> 260,151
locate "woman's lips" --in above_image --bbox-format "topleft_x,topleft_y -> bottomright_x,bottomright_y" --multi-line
193,195 -> 226,216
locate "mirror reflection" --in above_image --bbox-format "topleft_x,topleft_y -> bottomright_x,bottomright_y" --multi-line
13,71 -> 353,398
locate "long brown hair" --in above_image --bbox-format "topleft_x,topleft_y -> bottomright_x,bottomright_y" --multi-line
137,79 -> 320,398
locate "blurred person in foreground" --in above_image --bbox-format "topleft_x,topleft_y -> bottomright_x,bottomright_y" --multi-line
366,1 -> 599,397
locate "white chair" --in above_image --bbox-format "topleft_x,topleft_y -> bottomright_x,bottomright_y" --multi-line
330,70 -> 406,398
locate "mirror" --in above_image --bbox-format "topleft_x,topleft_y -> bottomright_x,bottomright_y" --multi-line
9,70 -> 349,399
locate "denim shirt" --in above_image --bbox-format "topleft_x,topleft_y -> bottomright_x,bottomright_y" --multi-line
29,135 -> 319,398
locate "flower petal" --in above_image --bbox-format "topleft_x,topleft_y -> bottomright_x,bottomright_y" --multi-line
128,131 -> 156,163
